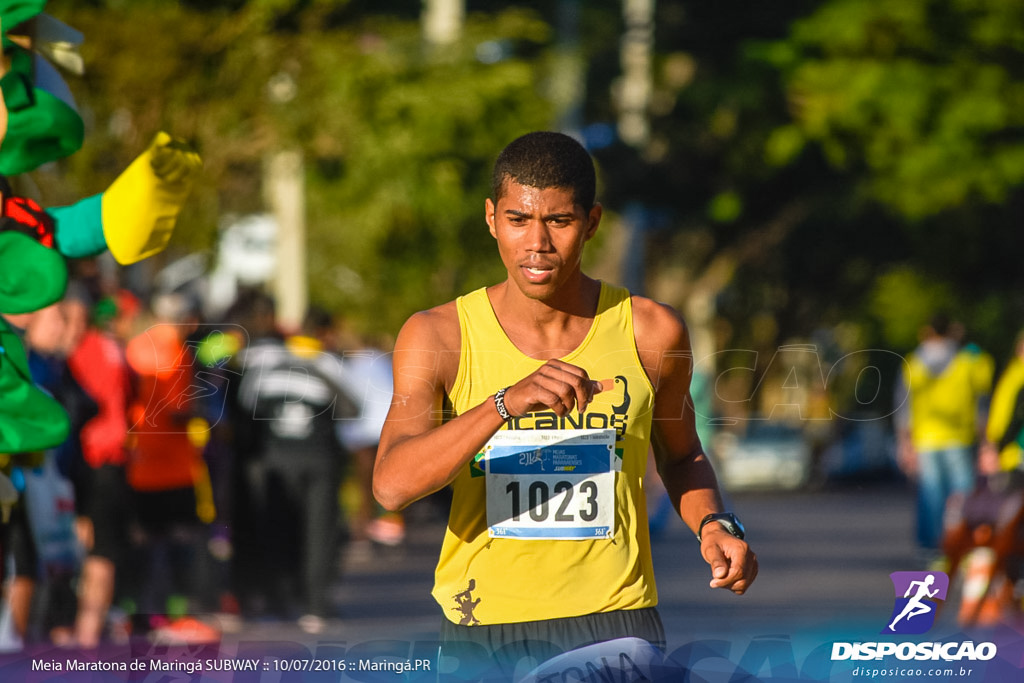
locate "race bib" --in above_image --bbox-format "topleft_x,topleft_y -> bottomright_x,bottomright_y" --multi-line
483,429 -> 618,540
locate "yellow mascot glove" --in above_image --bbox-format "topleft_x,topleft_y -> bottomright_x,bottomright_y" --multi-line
102,131 -> 202,264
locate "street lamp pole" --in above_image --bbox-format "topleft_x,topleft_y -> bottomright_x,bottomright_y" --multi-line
264,71 -> 306,333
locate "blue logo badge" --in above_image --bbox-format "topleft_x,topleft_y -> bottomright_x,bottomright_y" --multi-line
883,571 -> 949,634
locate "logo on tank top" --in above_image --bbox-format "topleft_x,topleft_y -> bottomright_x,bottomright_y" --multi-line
508,375 -> 630,436
452,579 -> 481,625
471,376 -> 631,478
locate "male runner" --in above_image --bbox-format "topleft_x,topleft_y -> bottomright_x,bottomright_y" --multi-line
374,131 -> 757,674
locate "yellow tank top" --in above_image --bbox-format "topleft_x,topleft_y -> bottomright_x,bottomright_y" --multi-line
433,282 -> 658,625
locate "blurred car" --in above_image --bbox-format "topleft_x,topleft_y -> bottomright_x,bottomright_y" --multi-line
708,415 -> 900,492
819,417 -> 899,481
710,419 -> 814,492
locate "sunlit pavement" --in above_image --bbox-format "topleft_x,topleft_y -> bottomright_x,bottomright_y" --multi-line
211,477 -> 922,649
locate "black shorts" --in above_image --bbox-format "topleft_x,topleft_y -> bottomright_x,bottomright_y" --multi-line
439,607 -> 665,680
7,501 -> 37,579
84,464 -> 130,563
133,486 -> 199,538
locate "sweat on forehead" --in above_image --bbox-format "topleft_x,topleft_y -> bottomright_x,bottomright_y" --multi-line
491,131 -> 596,209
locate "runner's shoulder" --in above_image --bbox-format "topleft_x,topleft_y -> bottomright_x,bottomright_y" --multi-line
630,294 -> 689,352
395,300 -> 461,355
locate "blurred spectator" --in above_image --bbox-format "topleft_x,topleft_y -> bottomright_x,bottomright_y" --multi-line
189,323 -> 245,622
124,293 -> 216,642
896,313 -> 994,564
336,338 -> 397,552
938,329 -> 1024,626
66,288 -> 135,648
0,308 -> 46,649
979,329 -> 1024,475
21,300 -> 97,646
0,302 -> 88,647
235,306 -> 356,634
224,291 -> 280,622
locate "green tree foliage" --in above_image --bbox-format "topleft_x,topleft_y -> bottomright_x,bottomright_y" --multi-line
44,0 -> 554,334
588,0 -> 1024,364
298,12 -> 554,333
36,1 -> 1024,362
591,1 -> 850,352
765,0 -> 1024,219
754,0 -> 1024,357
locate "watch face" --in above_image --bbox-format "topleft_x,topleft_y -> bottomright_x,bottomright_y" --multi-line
700,513 -> 745,541
723,514 -> 745,538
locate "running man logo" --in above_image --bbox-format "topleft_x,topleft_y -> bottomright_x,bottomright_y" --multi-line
452,579 -> 481,626
883,571 -> 949,635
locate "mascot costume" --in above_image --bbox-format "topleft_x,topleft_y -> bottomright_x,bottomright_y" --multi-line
0,0 -> 201,582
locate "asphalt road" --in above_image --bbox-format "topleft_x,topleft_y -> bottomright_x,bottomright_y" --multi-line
226,475 -> 924,648
10,475 -> 1020,682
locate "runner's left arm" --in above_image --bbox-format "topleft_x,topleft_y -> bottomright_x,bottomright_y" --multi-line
633,297 -> 758,595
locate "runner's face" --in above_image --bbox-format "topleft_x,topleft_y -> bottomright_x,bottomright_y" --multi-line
486,181 -> 600,300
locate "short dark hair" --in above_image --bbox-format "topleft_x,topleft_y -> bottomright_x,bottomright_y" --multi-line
303,305 -> 334,336
929,312 -> 951,337
491,131 -> 596,209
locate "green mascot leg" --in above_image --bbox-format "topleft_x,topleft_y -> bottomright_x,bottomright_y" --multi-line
0,318 -> 70,452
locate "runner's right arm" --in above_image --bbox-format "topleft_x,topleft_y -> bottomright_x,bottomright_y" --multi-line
373,304 -> 602,512
373,306 -> 503,511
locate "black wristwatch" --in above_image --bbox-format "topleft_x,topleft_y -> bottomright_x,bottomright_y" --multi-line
697,512 -> 745,543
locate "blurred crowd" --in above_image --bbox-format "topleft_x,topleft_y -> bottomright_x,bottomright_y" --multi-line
10,271 -> 1024,646
0,270 -> 397,649
895,313 -> 1024,628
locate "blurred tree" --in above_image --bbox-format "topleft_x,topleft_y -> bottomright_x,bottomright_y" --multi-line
300,10 -> 555,333
589,0 -> 837,379
758,0 -> 1024,357
43,0 -> 554,335
765,0 -> 1024,219
583,0 -> 1024,369
34,0 -> 1024,364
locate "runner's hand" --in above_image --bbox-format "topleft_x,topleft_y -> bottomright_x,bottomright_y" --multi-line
502,359 -> 604,417
701,526 -> 758,595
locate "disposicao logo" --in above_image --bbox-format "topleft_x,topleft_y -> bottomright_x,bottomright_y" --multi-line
830,570 -> 998,664
883,571 -> 948,635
